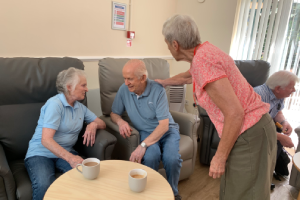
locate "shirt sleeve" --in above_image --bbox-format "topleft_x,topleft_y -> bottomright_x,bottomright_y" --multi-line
84,107 -> 97,123
193,53 -> 227,89
111,85 -> 125,115
155,88 -> 170,121
43,101 -> 62,130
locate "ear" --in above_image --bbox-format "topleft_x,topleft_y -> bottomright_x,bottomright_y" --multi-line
66,84 -> 72,93
274,86 -> 281,94
141,74 -> 147,82
172,40 -> 179,51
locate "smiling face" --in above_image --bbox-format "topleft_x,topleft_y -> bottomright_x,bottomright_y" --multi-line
122,62 -> 147,95
68,75 -> 88,101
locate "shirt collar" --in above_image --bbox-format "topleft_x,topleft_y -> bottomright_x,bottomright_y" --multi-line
264,84 -> 280,101
130,79 -> 151,97
58,93 -> 79,109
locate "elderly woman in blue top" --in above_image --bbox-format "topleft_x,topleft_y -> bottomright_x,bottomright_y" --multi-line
24,67 -> 106,200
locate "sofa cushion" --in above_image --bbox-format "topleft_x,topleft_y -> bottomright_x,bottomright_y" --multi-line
99,58 -> 170,115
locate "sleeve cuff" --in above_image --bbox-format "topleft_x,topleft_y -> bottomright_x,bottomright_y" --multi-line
157,116 -> 169,121
43,124 -> 58,130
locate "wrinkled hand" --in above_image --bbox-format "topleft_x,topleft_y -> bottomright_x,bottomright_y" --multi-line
282,121 -> 293,136
209,155 -> 226,179
278,134 -> 294,148
129,145 -> 146,164
154,79 -> 167,88
83,122 -> 97,147
118,120 -> 132,139
68,155 -> 84,168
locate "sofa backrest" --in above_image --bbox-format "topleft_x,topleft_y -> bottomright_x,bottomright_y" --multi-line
0,57 -> 85,161
99,58 -> 170,116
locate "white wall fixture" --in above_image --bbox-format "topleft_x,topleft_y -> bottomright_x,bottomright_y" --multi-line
169,85 -> 186,112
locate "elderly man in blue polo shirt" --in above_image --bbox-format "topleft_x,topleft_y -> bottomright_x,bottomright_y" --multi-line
110,59 -> 182,200
254,70 -> 299,159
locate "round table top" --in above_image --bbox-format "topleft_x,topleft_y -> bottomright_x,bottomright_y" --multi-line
293,152 -> 300,172
44,160 -> 174,200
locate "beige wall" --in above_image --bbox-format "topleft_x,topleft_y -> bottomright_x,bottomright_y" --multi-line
173,0 -> 239,113
0,0 -> 176,57
0,0 -> 238,115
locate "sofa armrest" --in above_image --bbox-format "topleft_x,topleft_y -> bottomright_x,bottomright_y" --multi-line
78,129 -> 117,160
99,115 -> 140,160
0,144 -> 16,200
170,111 -> 199,139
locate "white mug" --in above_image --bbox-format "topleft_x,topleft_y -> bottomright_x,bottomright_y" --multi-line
128,169 -> 147,193
76,158 -> 100,180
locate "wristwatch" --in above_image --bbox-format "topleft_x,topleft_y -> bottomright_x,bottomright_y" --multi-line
141,142 -> 148,148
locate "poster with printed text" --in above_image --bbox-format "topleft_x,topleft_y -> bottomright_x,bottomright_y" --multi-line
112,2 -> 126,30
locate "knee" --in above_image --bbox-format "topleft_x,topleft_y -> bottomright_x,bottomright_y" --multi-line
143,152 -> 160,164
163,154 -> 181,167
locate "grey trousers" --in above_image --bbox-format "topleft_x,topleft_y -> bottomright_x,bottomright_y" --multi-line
220,113 -> 277,200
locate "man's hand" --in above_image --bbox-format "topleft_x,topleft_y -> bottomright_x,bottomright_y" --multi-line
83,122 -> 97,147
129,145 -> 146,163
118,120 -> 132,139
209,155 -> 226,179
278,133 -> 294,148
154,79 -> 167,88
68,155 -> 84,168
282,121 -> 293,136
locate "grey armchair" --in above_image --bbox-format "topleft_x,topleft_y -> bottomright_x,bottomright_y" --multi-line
290,126 -> 300,189
0,57 -> 117,200
98,58 -> 199,181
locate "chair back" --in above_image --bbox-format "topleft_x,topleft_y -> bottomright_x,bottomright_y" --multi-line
0,57 -> 85,161
99,58 -> 170,116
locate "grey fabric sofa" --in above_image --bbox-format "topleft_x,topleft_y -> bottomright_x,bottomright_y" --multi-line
98,58 -> 199,181
0,57 -> 117,200
199,60 -> 271,165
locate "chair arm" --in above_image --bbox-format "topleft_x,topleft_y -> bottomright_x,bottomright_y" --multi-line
0,144 -> 16,200
99,115 -> 140,160
170,111 -> 199,139
79,129 -> 117,160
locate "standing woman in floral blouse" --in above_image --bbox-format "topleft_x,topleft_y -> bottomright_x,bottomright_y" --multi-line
156,14 -> 276,200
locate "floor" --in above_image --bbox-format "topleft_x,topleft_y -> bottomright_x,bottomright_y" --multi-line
178,143 -> 299,200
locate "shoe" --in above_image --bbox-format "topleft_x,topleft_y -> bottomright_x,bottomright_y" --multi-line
270,183 -> 275,190
175,194 -> 182,200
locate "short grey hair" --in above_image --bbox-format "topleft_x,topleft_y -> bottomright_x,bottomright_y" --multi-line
162,14 -> 201,49
125,59 -> 148,79
56,67 -> 86,94
266,70 -> 299,90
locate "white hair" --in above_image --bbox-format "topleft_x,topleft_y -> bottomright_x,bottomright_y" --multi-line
162,14 -> 201,49
56,67 -> 86,94
266,70 -> 299,90
125,59 -> 148,79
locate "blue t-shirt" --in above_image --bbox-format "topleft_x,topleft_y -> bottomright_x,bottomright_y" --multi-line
111,79 -> 179,133
253,83 -> 284,119
25,93 -> 97,159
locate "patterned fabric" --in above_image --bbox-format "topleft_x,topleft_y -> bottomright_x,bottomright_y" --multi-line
253,83 -> 284,119
190,41 -> 270,137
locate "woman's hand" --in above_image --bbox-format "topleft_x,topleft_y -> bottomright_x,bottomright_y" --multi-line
209,155 -> 226,179
83,122 -> 98,147
155,79 -> 167,88
68,155 -> 84,168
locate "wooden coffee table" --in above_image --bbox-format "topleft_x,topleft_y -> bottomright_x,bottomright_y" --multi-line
293,152 -> 300,200
44,160 -> 174,200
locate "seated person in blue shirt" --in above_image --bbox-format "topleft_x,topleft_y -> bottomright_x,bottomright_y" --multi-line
110,59 -> 182,200
25,67 -> 106,200
254,70 -> 299,159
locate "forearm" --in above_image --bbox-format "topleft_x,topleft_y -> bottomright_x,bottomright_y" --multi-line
274,111 -> 286,124
164,71 -> 192,86
42,138 -> 73,162
143,120 -> 169,147
110,112 -> 125,125
215,113 -> 244,160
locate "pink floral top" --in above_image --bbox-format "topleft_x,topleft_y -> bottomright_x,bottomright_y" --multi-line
190,41 -> 269,137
